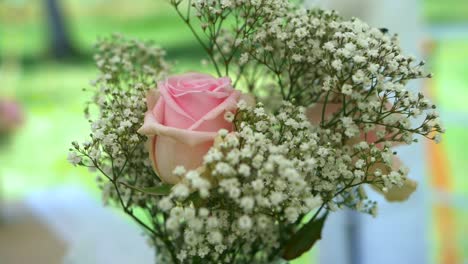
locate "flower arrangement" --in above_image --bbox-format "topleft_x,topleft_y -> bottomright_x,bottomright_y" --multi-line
69,1 -> 444,263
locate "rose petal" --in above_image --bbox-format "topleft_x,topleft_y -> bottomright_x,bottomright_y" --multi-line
138,109 -> 217,146
146,136 -> 160,177
168,74 -> 231,95
145,89 -> 160,110
372,178 -> 418,202
172,91 -> 227,121
165,75 -> 233,121
159,83 -> 196,128
154,135 -> 212,184
306,102 -> 341,124
307,102 -> 404,147
188,90 -> 241,131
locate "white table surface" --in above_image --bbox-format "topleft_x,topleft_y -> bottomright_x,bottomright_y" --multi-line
25,186 -> 155,264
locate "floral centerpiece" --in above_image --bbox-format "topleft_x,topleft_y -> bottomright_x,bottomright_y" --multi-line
68,1 -> 444,263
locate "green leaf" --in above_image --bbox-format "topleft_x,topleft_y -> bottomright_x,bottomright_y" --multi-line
140,184 -> 173,196
186,191 -> 205,207
120,182 -> 173,196
282,212 -> 328,260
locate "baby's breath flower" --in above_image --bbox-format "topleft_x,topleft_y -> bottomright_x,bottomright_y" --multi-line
238,215 -> 253,230
224,111 -> 235,123
172,183 -> 190,199
234,99 -> 245,109
173,166 -> 186,176
67,152 -> 82,166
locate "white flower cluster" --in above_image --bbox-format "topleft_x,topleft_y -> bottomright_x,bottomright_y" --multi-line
171,0 -> 292,87
154,103 -> 423,264
242,9 -> 427,99
244,8 -> 443,142
157,102 -> 328,263
69,34 -> 169,212
176,0 -> 444,145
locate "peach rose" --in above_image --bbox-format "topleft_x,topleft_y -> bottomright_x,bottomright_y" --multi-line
0,99 -> 23,134
307,101 -> 416,202
138,73 -> 250,184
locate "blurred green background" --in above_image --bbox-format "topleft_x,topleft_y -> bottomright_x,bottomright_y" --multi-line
0,0 -> 467,263
0,0 -> 204,198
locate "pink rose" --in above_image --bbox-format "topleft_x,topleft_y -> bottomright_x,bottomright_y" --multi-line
138,73 -> 251,184
0,99 -> 23,133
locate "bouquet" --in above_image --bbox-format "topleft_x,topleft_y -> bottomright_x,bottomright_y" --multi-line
69,1 -> 444,263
